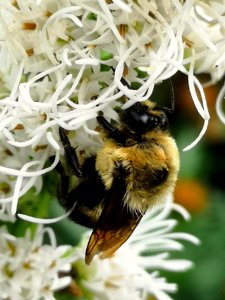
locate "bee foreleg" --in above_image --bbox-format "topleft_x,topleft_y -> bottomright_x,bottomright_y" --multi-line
59,127 -> 82,177
53,159 -> 71,209
55,152 -> 106,229
111,67 -> 131,89
97,114 -> 126,145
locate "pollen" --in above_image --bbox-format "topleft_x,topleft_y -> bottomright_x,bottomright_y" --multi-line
49,260 -> 57,268
45,11 -> 53,17
145,42 -> 152,49
22,22 -> 37,30
0,182 -> 11,194
6,241 -> 16,256
26,48 -> 34,57
88,45 -> 97,50
182,36 -> 193,48
23,262 -> 31,269
3,263 -> 14,278
118,24 -> 128,38
13,124 -> 24,130
11,0 -> 19,8
123,65 -> 129,78
34,145 -> 48,152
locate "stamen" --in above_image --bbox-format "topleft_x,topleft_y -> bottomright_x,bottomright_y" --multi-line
42,226 -> 57,248
183,119 -> 209,152
118,24 -> 127,38
18,201 -> 76,224
11,160 -> 42,215
22,22 -> 37,30
26,48 -> 34,57
10,60 -> 24,101
46,132 -> 60,151
45,11 -> 52,17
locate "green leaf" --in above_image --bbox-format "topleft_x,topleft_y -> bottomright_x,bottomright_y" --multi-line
86,12 -> 97,21
100,49 -> 113,61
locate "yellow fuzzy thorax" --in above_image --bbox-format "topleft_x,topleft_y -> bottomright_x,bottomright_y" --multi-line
96,128 -> 179,214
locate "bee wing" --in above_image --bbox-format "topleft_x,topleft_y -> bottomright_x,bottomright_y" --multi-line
85,175 -> 143,264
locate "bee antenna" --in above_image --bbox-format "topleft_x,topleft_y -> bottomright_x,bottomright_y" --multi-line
111,67 -> 175,113
167,78 -> 175,113
157,79 -> 175,115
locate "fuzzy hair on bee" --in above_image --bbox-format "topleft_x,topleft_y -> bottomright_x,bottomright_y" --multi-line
56,94 -> 179,265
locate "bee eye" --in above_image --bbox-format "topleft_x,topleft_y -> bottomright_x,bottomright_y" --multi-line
121,103 -> 169,133
120,103 -> 150,132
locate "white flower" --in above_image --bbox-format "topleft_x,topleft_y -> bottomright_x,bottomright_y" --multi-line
0,225 -> 77,300
183,1 -> 225,83
73,201 -> 200,300
0,0 -> 223,217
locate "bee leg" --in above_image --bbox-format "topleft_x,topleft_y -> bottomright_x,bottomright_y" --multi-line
97,114 -> 126,145
58,127 -> 82,177
53,160 -> 71,212
111,67 -> 131,89
57,127 -> 82,210
55,153 -> 106,228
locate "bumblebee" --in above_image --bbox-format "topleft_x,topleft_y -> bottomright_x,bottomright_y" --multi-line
57,97 -> 179,265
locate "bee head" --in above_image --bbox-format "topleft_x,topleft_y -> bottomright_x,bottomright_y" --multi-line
120,102 -> 169,134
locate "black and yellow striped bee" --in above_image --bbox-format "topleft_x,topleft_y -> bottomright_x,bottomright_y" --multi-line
57,81 -> 179,264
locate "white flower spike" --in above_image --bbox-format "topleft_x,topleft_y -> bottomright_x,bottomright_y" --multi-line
0,0 -> 225,216
0,1 -> 222,299
0,0 -> 225,214
0,225 -> 77,300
